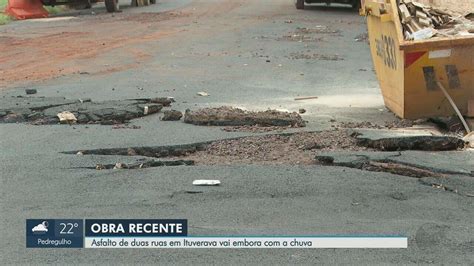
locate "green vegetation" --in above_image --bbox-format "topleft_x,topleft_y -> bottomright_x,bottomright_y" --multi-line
0,0 -> 13,25
0,0 -> 10,25
0,13 -> 11,25
0,0 -> 65,25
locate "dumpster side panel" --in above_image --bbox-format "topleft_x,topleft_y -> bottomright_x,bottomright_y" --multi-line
364,0 -> 474,119
367,15 -> 405,117
403,46 -> 474,119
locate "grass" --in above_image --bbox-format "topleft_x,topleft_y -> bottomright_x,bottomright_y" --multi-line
0,13 -> 11,25
0,0 -> 10,25
0,0 -> 65,25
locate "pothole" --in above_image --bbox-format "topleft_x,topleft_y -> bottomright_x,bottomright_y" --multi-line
69,130 -> 467,170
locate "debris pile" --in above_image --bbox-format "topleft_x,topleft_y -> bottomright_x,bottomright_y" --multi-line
398,0 -> 474,40
184,107 -> 306,127
73,130 -> 468,167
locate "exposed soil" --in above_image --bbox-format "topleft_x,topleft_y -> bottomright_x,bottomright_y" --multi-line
180,130 -> 364,165
73,130 -> 466,169
0,4 -> 217,88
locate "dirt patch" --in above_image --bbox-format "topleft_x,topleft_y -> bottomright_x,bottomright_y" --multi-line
0,10 -> 185,88
183,107 -> 306,127
72,128 -> 468,184
72,129 -> 467,168
73,130 -> 366,166
182,130 -> 362,165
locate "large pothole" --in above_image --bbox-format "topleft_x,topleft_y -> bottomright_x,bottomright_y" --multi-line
69,129 -> 472,195
69,129 -> 467,167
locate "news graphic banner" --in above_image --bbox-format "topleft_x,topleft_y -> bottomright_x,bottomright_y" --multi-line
26,219 -> 408,249
26,219 -> 84,248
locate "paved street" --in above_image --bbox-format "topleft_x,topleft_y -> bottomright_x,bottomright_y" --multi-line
1,0 -> 473,264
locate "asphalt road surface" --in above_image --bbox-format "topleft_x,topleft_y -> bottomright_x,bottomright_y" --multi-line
1,0 -> 473,264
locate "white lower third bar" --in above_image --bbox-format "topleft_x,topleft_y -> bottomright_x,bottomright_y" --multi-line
85,237 -> 408,249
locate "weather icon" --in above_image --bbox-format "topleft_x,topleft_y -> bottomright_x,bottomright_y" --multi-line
32,221 -> 49,233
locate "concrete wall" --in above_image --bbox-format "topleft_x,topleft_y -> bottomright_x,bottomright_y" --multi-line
416,0 -> 474,14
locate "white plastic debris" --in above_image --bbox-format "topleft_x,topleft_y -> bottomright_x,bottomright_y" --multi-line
144,106 -> 149,115
57,111 -> 77,124
197,91 -> 209,97
192,180 -> 221,186
412,28 -> 436,40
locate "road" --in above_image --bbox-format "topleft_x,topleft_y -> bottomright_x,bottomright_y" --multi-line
1,0 -> 473,264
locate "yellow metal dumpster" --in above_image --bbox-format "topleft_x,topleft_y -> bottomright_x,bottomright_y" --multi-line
362,0 -> 474,119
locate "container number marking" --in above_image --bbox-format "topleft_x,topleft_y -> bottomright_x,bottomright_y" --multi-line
375,35 -> 397,70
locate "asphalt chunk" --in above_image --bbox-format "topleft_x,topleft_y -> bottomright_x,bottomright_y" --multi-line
184,106 -> 306,127
0,96 -> 170,125
358,136 -> 465,151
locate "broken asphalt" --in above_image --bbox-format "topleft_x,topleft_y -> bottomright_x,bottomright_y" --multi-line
0,0 -> 473,264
